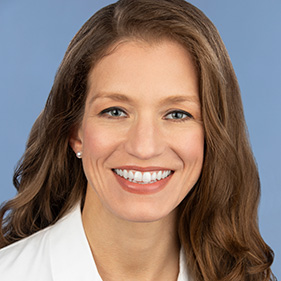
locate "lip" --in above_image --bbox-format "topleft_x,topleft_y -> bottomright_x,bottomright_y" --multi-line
112,166 -> 171,172
112,167 -> 173,195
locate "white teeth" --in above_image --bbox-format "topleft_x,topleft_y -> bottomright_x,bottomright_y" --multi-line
134,171 -> 142,182
142,172 -> 151,183
162,170 -> 170,179
128,171 -> 134,181
157,171 -> 162,180
123,169 -> 128,179
113,169 -> 172,184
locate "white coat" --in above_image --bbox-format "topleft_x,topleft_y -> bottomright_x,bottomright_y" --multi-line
0,204 -> 191,281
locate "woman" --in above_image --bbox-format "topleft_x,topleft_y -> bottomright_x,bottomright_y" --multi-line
0,0 -> 275,280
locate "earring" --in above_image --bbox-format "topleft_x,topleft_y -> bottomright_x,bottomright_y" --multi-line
76,151 -> 82,159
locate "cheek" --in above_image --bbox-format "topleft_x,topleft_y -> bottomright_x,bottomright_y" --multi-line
174,128 -> 204,163
81,124 -> 120,188
83,124 -> 116,155
177,129 -> 204,197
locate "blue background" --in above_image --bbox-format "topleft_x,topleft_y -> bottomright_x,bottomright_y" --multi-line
0,0 -> 280,277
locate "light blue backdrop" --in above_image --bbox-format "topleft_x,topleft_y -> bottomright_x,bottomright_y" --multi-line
0,0 -> 280,277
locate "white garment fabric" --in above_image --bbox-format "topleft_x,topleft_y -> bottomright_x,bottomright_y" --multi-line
0,204 -> 190,281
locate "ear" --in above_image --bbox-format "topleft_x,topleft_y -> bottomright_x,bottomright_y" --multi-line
69,125 -> 83,155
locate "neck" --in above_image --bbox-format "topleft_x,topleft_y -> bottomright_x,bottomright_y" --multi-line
82,188 -> 180,281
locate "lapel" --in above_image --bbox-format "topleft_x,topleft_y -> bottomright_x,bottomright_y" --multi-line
177,248 -> 192,281
49,204 -> 102,281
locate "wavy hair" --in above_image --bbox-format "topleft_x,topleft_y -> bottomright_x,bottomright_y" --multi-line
0,0 -> 275,279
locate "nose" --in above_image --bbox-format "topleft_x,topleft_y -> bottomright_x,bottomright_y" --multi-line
124,116 -> 165,160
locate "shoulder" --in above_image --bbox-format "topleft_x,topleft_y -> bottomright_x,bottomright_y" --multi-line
0,223 -> 55,280
0,204 -> 98,281
0,207 -> 78,281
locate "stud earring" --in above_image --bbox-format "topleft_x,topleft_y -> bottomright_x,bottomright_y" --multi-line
76,151 -> 82,159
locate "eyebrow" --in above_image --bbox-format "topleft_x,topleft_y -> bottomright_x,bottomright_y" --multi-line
88,92 -> 133,105
158,95 -> 200,106
89,92 -> 200,106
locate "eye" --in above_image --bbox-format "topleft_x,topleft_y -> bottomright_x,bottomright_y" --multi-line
99,107 -> 127,118
164,110 -> 193,121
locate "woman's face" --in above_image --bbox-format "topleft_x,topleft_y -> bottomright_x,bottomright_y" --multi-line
71,40 -> 204,222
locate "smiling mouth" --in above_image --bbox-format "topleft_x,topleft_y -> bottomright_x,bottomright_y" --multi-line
112,169 -> 173,184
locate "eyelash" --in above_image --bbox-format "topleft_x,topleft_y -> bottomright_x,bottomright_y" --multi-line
164,110 -> 193,122
99,107 -> 128,118
98,107 -> 193,121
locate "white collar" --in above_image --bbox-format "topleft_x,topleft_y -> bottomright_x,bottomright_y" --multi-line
50,204 -> 190,281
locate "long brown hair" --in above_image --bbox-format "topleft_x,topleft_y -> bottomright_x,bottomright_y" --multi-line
0,0 -> 275,279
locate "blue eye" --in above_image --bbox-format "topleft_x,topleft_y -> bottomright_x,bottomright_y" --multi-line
165,110 -> 193,121
99,107 -> 127,118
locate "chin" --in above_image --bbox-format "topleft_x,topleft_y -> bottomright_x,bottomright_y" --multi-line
112,204 -> 177,224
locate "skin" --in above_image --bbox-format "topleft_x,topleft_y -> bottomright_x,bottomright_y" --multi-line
70,39 -> 204,281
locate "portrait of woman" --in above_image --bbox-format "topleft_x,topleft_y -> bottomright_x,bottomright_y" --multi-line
0,0 -> 278,280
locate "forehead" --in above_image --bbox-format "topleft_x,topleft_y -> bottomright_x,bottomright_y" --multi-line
87,39 -> 199,105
